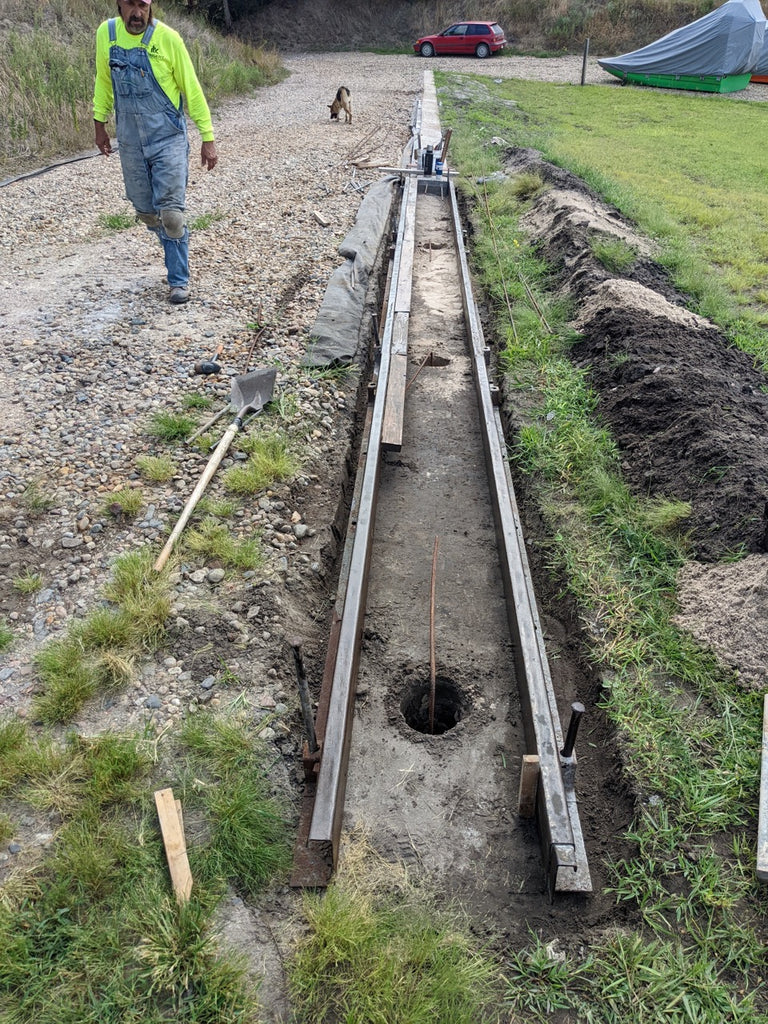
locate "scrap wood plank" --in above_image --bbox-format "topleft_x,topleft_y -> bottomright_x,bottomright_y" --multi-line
382,312 -> 409,451
758,695 -> 768,881
154,787 -> 193,903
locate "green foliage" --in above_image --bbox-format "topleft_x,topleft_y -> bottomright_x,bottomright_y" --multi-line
224,432 -> 296,495
12,571 -> 43,594
182,392 -> 214,410
33,549 -> 169,724
188,210 -> 224,230
0,720 -> 279,1021
504,930 -> 758,1022
589,233 -> 638,273
146,411 -> 197,442
135,454 -> 175,483
289,837 -> 502,1022
0,618 -> 12,651
20,480 -> 55,514
98,211 -> 135,230
197,495 -> 238,518
181,714 -> 290,897
103,487 -> 143,518
185,516 -> 263,570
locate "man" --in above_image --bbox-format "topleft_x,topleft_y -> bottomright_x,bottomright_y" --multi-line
93,0 -> 218,304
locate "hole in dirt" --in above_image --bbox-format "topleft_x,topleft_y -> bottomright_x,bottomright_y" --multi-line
401,676 -> 466,735
425,353 -> 450,367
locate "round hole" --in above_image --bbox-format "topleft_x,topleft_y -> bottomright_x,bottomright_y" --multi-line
401,676 -> 465,735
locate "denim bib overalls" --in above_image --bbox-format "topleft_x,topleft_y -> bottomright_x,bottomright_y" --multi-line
108,18 -> 190,287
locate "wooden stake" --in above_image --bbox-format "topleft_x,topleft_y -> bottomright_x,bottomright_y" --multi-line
154,787 -> 193,903
757,695 -> 768,881
518,755 -> 540,818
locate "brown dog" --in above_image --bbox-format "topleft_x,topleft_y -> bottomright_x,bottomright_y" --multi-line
329,86 -> 352,124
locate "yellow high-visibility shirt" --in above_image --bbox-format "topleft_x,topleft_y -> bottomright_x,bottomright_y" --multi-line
93,17 -> 214,141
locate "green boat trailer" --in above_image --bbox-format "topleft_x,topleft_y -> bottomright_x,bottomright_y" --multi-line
603,68 -> 751,93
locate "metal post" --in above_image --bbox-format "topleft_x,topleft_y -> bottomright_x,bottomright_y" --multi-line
291,640 -> 319,754
581,38 -> 590,86
561,702 -> 586,758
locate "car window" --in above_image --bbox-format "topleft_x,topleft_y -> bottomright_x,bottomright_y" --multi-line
448,24 -> 468,35
490,23 -> 504,35
470,25 -> 490,35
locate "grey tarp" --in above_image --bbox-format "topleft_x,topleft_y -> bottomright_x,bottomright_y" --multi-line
598,0 -> 766,77
752,30 -> 768,74
302,178 -> 396,367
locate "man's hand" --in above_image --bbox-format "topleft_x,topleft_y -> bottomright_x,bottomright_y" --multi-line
201,140 -> 218,171
94,121 -> 112,157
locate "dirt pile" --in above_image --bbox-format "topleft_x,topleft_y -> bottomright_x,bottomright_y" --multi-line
506,147 -> 768,693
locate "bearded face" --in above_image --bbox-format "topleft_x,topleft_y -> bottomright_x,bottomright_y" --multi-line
116,0 -> 152,35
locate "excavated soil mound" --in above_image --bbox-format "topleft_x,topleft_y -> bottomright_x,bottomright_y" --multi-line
504,147 -> 768,702
507,148 -> 768,565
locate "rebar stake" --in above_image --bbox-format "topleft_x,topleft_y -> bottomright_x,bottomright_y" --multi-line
429,536 -> 439,734
560,701 -> 586,759
291,640 -> 318,754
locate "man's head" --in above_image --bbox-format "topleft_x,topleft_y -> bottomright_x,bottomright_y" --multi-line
117,0 -> 152,35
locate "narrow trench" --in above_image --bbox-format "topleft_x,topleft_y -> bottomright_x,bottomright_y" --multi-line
340,191 -> 545,919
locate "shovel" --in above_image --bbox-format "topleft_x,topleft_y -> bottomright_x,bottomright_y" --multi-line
153,367 -> 277,572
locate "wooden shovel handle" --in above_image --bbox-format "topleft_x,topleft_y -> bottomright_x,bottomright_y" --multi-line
153,421 -> 240,572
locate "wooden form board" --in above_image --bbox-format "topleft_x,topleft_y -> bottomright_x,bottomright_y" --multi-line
154,787 -> 193,903
382,312 -> 409,451
758,694 -> 768,881
394,186 -> 416,315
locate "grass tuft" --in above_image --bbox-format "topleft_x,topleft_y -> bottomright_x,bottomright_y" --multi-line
33,549 -> 169,723
20,480 -> 54,514
12,571 -> 43,594
146,411 -> 197,442
98,211 -> 134,230
224,432 -> 296,495
288,830 -> 502,1022
135,454 -> 175,483
185,516 -> 263,570
103,487 -> 143,518
589,233 -> 638,274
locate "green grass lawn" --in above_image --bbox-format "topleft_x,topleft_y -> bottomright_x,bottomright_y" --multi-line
442,73 -> 768,360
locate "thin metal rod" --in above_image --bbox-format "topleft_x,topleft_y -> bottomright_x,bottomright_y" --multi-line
429,536 -> 439,734
405,351 -> 433,394
291,640 -> 319,753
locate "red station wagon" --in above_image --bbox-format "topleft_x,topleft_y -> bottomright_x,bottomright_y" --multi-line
413,21 -> 507,59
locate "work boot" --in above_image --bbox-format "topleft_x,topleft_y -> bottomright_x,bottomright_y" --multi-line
169,286 -> 189,305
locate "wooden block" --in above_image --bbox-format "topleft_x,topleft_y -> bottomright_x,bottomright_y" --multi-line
382,313 -> 409,452
394,180 -> 416,314
155,787 -> 193,903
757,695 -> 768,881
518,754 -> 540,819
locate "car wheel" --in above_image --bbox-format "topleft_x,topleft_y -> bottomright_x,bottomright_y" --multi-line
475,42 -> 491,58
420,42 -> 435,57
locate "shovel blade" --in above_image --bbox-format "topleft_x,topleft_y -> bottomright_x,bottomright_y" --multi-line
230,367 -> 277,418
